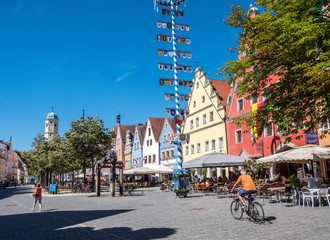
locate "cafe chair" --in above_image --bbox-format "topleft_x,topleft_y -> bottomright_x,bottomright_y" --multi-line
301,188 -> 317,207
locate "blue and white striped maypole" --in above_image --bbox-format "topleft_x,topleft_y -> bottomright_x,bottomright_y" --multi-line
170,0 -> 182,174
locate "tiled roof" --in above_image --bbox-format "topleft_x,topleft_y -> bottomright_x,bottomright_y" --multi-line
136,124 -> 147,144
148,118 -> 165,142
166,118 -> 177,134
210,79 -> 230,104
120,125 -> 136,143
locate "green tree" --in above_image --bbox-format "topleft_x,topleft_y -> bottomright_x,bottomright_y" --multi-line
219,0 -> 329,142
65,116 -> 114,190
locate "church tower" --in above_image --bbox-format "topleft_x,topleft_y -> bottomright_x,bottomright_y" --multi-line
45,107 -> 59,141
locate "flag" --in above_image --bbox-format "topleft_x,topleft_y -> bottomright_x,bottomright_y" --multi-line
188,66 -> 193,73
159,78 -> 164,85
176,37 -> 181,43
163,50 -> 168,56
162,35 -> 167,41
157,22 -> 161,28
170,94 -> 175,101
169,51 -> 173,57
167,23 -> 171,29
187,52 -> 192,59
165,108 -> 170,116
162,22 -> 167,28
186,38 -> 191,44
164,64 -> 168,71
181,25 -> 185,31
180,95 -> 184,101
171,109 -> 175,116
177,52 -> 182,58
164,79 -> 169,86
183,65 -> 187,72
168,36 -> 172,42
179,80 -> 183,86
170,79 -> 174,86
167,8 -> 171,15
158,63 -> 163,70
180,109 -> 185,115
181,38 -> 186,44
157,35 -> 161,41
185,25 -> 190,31
165,94 -> 170,100
158,49 -> 163,56
175,24 -> 180,30
179,11 -> 184,17
182,52 -> 186,58
178,65 -> 183,72
184,81 -> 188,87
189,81 -> 193,87
169,64 -> 173,71
185,95 -> 189,101
252,103 -> 258,139
161,8 -> 166,15
175,10 -> 179,16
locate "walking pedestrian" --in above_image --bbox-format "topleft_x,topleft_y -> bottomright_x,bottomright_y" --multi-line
32,183 -> 42,212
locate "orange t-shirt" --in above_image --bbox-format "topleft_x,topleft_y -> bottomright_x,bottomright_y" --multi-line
237,174 -> 256,191
35,187 -> 42,198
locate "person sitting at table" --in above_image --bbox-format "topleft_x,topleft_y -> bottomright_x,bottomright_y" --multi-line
194,175 -> 198,183
231,169 -> 257,209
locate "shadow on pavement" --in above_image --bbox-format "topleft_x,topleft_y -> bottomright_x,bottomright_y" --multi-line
0,185 -> 33,201
263,216 -> 276,224
0,209 -> 176,239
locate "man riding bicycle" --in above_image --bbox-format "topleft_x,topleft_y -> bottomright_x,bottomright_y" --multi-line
231,169 -> 256,209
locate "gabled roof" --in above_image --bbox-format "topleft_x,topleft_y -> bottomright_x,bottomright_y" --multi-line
166,118 -> 177,134
148,117 -> 165,142
210,79 -> 230,104
136,124 -> 147,144
119,125 -> 136,144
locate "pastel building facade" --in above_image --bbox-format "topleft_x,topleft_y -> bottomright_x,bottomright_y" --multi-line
159,118 -> 178,171
181,68 -> 230,177
142,117 -> 165,168
131,124 -> 146,168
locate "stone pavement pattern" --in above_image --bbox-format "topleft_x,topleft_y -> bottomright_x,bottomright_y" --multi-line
1,186 -> 330,240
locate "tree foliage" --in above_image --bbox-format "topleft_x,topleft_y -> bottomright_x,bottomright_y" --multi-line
219,0 -> 329,141
23,116 -> 114,186
65,116 -> 114,186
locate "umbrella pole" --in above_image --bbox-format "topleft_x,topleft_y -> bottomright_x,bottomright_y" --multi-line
311,160 -> 314,177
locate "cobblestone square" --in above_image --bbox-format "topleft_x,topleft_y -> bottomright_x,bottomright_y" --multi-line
1,186 -> 329,240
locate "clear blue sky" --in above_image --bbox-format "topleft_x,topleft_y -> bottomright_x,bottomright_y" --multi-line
0,0 -> 252,151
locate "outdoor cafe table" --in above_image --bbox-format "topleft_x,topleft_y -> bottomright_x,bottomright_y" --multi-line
267,186 -> 285,202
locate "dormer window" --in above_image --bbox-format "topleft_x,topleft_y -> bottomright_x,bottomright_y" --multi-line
202,96 -> 205,103
196,82 -> 199,88
193,101 -> 196,108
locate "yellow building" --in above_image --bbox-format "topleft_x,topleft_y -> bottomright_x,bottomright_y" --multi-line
181,68 -> 230,178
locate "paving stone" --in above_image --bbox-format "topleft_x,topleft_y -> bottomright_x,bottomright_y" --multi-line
0,186 -> 329,239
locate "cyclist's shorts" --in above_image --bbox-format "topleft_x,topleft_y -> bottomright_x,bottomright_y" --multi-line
238,189 -> 256,198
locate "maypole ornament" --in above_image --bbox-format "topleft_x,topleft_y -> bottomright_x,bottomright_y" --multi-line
155,0 -> 190,197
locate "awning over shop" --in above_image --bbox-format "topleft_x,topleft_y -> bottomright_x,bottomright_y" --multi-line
182,152 -> 247,169
257,144 -> 330,164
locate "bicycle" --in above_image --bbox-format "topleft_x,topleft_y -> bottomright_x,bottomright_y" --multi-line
230,191 -> 264,224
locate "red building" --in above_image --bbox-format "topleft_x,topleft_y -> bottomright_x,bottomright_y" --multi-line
225,6 -> 307,178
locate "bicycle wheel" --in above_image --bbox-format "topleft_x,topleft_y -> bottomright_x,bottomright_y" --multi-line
230,200 -> 243,220
250,202 -> 264,223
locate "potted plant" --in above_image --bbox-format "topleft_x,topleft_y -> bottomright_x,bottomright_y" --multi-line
287,174 -> 300,188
